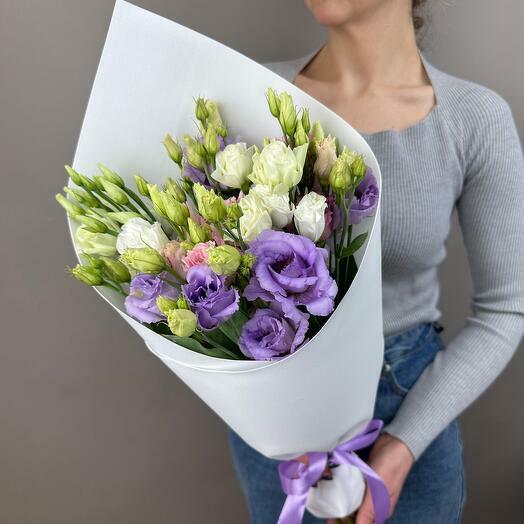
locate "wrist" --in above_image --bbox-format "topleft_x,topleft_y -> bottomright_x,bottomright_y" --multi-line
381,431 -> 415,464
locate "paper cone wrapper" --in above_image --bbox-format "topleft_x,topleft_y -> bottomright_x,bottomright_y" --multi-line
69,0 -> 384,460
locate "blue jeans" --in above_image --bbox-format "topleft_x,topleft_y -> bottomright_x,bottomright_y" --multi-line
228,321 -> 466,523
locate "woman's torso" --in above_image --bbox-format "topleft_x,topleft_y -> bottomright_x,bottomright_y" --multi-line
263,52 -> 481,336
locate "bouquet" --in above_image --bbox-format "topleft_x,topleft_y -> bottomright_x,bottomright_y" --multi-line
58,2 -> 390,522
58,90 -> 378,363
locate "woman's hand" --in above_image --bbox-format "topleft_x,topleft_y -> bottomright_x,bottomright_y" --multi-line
354,433 -> 414,524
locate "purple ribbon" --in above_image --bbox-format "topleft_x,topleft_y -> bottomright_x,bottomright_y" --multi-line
277,420 -> 390,524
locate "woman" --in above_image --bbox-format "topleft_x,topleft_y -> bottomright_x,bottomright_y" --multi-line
229,1 -> 524,522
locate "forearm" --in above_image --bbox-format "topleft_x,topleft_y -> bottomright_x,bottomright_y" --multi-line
385,309 -> 524,459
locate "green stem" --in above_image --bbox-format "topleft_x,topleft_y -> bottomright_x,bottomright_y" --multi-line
93,189 -> 125,211
164,266 -> 185,284
103,282 -> 126,296
198,331 -> 242,360
236,219 -> 247,250
337,194 -> 349,258
125,199 -> 150,220
124,187 -> 156,221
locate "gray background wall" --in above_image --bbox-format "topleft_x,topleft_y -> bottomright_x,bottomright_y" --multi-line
1,1 -> 523,522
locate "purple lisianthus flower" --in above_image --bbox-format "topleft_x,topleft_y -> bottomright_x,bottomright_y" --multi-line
244,230 -> 337,317
124,272 -> 178,323
182,162 -> 208,185
182,265 -> 239,330
348,169 -> 379,224
239,304 -> 309,361
320,193 -> 343,241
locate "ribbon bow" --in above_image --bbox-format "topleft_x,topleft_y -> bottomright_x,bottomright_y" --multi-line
277,420 -> 390,524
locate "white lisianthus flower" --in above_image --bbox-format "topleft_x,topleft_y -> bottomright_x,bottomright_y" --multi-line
313,135 -> 338,183
250,185 -> 293,229
116,217 -> 169,254
294,192 -> 327,242
211,143 -> 255,189
76,227 -> 117,256
249,140 -> 308,194
239,192 -> 272,242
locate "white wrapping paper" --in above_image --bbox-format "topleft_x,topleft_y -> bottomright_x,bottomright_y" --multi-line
69,0 -> 384,461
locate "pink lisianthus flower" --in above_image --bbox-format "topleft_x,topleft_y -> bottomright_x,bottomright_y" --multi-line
162,240 -> 187,278
182,241 -> 215,270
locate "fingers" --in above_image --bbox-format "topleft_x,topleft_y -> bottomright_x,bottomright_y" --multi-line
355,490 -> 375,524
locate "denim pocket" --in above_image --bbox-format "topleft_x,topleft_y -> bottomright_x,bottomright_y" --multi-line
383,322 -> 445,396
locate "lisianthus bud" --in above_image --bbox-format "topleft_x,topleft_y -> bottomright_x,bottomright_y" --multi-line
156,295 -> 178,315
76,227 -> 117,256
193,184 -> 227,223
82,253 -> 104,270
329,151 -> 352,194
166,177 -> 186,202
147,184 -> 166,217
75,215 -> 109,234
106,211 -> 142,224
55,193 -> 85,217
183,135 -> 205,170
68,264 -> 104,286
92,176 -> 106,192
195,97 -> 209,123
301,109 -> 311,135
227,203 -> 243,221
295,118 -> 309,146
163,134 -> 183,165
77,174 -> 97,192
175,296 -> 190,310
239,253 -> 256,277
121,247 -> 166,274
99,178 -> 129,205
134,174 -> 150,197
208,245 -> 241,275
167,308 -> 197,337
180,241 -> 194,251
311,121 -> 325,141
181,177 -> 193,194
204,125 -> 220,156
278,92 -> 297,136
161,193 -> 189,226
99,256 -> 131,283
65,165 -> 82,185
351,154 -> 367,184
314,135 -> 338,185
98,163 -> 125,187
205,100 -> 225,132
266,88 -> 280,118
187,217 -> 211,244
64,187 -> 99,208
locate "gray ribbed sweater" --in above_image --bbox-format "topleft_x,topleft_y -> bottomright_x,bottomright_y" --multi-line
264,50 -> 524,458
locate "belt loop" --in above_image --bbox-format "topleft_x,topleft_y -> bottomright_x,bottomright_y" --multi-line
432,321 -> 444,333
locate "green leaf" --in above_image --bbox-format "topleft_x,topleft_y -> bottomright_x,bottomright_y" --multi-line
340,232 -> 368,259
164,335 -> 241,360
218,310 -> 249,342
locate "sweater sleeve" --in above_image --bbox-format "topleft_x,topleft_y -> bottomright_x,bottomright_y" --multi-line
384,91 -> 524,459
